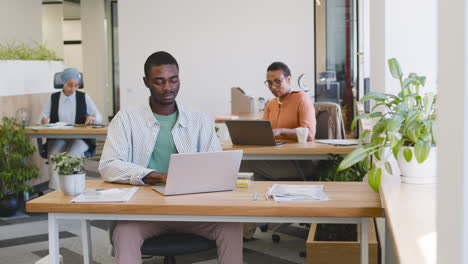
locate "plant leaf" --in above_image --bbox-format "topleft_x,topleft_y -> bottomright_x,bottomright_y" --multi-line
403,148 -> 412,162
415,140 -> 431,163
361,92 -> 388,102
392,139 -> 404,160
368,165 -> 382,193
384,161 -> 393,175
338,147 -> 371,171
388,58 -> 403,80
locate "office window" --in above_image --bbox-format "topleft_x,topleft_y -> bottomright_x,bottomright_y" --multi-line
315,0 -> 358,131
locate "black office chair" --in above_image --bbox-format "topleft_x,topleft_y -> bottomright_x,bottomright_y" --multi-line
141,233 -> 217,264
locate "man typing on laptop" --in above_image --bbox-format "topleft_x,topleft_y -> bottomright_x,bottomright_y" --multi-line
99,51 -> 242,264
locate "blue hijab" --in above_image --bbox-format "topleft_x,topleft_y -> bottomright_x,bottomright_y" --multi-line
61,68 -> 81,83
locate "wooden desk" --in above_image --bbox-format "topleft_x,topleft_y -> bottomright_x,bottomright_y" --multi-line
27,180 -> 382,264
221,140 -> 357,160
380,175 -> 436,264
24,126 -> 108,139
214,112 -> 263,123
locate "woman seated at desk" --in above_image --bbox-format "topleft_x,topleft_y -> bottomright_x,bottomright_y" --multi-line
37,67 -> 102,189
241,61 -> 317,181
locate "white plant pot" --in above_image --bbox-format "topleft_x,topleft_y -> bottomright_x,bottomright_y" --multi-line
397,146 -> 437,184
59,173 -> 85,195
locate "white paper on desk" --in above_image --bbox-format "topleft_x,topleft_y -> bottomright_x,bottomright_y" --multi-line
316,139 -> 358,146
268,184 -> 330,202
71,187 -> 139,203
272,193 -> 330,203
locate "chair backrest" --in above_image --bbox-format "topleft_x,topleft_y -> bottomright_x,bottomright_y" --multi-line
314,102 -> 346,139
54,71 -> 84,89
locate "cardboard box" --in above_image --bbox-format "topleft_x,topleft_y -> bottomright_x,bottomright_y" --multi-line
306,219 -> 378,264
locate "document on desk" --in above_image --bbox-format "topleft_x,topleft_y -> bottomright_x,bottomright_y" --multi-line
316,139 -> 358,146
267,184 -> 330,203
71,187 -> 139,203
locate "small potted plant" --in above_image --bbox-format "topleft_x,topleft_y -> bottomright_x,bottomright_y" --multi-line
50,152 -> 86,195
0,117 -> 41,217
338,58 -> 437,192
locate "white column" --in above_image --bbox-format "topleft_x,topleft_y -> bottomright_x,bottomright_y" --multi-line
0,0 -> 42,44
438,1 -> 468,263
42,1 -> 64,58
81,0 -> 109,121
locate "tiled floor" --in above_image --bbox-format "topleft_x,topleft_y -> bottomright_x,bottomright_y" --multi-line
3,141 -> 385,263
0,144 -> 308,263
0,211 -> 308,264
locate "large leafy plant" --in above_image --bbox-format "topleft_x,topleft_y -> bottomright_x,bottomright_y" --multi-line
50,152 -> 84,175
0,117 -> 41,198
338,58 -> 436,192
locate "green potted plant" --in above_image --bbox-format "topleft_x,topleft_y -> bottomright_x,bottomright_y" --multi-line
0,117 -> 41,217
338,58 -> 437,192
50,152 -> 86,195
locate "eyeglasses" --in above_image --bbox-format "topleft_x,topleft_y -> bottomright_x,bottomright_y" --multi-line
65,83 -> 79,89
264,77 -> 285,88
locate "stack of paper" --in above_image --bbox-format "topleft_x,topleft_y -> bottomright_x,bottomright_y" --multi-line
71,187 -> 139,203
316,139 -> 358,146
267,184 -> 330,203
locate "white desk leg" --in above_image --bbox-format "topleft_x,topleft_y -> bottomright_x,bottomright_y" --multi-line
360,218 -> 369,264
48,213 -> 60,264
384,218 -> 397,264
81,219 -> 92,264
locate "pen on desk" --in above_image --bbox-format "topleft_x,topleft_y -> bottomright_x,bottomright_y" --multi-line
253,192 -> 258,201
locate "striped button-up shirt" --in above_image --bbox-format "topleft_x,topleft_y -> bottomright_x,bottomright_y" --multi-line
99,102 -> 221,185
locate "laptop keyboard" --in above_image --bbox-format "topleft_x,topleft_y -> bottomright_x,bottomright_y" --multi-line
152,185 -> 166,194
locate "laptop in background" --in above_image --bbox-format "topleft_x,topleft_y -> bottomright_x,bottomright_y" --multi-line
152,150 -> 243,196
225,120 -> 286,146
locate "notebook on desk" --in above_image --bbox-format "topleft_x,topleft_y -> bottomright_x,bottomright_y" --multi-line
225,120 -> 286,146
152,150 -> 243,196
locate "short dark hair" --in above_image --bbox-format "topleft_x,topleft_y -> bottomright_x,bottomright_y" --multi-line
144,51 -> 179,77
267,62 -> 291,77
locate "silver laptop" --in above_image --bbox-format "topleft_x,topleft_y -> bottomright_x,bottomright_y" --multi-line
152,150 -> 243,196
225,120 -> 286,146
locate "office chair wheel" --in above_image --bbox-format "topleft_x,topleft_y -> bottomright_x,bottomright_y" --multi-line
272,234 -> 280,242
260,224 -> 268,232
299,251 -> 306,258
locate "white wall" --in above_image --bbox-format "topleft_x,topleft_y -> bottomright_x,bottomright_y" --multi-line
118,0 -> 315,117
0,0 -> 42,44
63,20 -> 83,70
42,3 -> 64,58
385,0 -> 438,95
370,0 -> 437,96
437,1 -> 468,263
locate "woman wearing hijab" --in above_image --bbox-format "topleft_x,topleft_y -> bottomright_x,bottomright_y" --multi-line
37,67 -> 102,188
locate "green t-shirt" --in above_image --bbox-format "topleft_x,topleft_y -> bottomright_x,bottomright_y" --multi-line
147,111 -> 178,173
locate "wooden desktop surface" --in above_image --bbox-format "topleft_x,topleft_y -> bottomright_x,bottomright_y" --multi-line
221,140 -> 357,155
26,180 -> 382,218
24,126 -> 108,136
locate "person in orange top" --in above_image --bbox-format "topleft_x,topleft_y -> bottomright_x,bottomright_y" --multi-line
241,62 -> 318,181
263,62 -> 316,140
241,62 -> 318,240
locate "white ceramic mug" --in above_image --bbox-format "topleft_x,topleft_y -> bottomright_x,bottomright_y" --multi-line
296,127 -> 309,144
